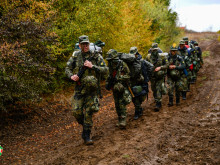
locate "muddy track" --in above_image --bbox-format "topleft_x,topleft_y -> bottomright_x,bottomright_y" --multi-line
0,32 -> 219,165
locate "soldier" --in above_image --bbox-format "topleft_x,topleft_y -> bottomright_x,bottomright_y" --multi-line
148,43 -> 163,54
105,49 -> 131,128
167,44 -> 186,106
183,37 -> 189,48
129,47 -> 153,119
178,40 -> 192,99
65,35 -> 108,145
147,44 -> 168,111
194,41 -> 203,69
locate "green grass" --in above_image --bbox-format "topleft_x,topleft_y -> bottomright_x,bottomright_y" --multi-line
203,51 -> 210,58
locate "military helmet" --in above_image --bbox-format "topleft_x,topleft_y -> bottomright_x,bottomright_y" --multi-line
194,41 -> 198,45
106,49 -> 119,60
170,43 -> 178,50
179,40 -> 185,45
151,43 -> 159,50
183,37 -> 188,41
79,35 -> 90,44
129,47 -> 138,55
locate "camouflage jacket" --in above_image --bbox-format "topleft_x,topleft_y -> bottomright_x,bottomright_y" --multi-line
178,47 -> 192,69
106,60 -> 130,86
167,54 -> 185,78
147,51 -> 168,79
65,50 -> 108,88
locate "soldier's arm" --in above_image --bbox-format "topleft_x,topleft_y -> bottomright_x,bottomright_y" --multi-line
117,62 -> 130,82
175,57 -> 186,70
65,56 -> 76,79
160,57 -> 169,70
92,55 -> 108,75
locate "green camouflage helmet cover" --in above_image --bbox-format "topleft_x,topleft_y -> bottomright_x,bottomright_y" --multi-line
106,49 -> 119,60
179,40 -> 185,45
129,47 -> 138,55
79,35 -> 90,44
151,43 -> 159,50
183,37 -> 189,41
194,41 -> 198,45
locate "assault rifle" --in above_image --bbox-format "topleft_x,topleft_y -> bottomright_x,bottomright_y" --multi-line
77,55 -> 94,79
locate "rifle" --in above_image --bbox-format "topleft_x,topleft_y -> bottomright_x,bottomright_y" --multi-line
77,54 -> 94,79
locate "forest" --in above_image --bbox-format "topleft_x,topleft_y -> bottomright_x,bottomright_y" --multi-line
0,0 -> 182,111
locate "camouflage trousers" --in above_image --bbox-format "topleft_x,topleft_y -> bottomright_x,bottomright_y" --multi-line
132,94 -> 147,113
167,77 -> 184,98
181,75 -> 188,92
113,88 -> 131,119
71,89 -> 99,131
151,78 -> 164,103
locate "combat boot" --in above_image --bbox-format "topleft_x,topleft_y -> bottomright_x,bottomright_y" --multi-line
134,110 -> 139,120
176,96 -> 180,106
168,97 -> 173,107
182,92 -> 186,100
134,108 -> 143,120
154,102 -> 161,112
119,116 -> 126,129
84,130 -> 93,145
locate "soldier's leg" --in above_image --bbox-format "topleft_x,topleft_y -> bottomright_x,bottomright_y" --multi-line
83,94 -> 99,145
181,76 -> 188,100
71,93 -> 85,125
187,70 -> 192,91
154,79 -> 163,111
175,81 -> 181,105
113,93 -> 122,125
133,96 -> 143,120
167,78 -> 175,106
151,80 -> 157,101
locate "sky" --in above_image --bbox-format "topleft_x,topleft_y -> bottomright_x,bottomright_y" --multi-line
170,0 -> 220,32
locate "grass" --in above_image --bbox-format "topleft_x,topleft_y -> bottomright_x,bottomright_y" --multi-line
203,51 -> 210,58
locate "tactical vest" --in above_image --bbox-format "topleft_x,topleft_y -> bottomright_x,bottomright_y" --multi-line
72,50 -> 99,93
168,55 -> 182,79
147,52 -> 168,79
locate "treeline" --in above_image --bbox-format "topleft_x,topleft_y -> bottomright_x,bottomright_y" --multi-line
0,0 -> 182,111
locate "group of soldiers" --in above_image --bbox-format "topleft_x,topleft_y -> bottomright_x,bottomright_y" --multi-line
65,35 -> 203,145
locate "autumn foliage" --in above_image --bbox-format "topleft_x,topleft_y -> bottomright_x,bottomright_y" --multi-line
0,0 -> 182,111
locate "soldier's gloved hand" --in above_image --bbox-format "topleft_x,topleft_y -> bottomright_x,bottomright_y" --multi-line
84,60 -> 93,68
71,75 -> 79,81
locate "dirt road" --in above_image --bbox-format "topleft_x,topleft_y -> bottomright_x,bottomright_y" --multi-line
0,32 -> 219,165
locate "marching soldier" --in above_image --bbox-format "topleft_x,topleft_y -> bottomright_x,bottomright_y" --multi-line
65,35 -> 108,145
105,49 -> 132,129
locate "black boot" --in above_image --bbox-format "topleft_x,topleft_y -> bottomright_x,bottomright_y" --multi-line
134,109 -> 139,120
168,97 -> 173,107
84,130 -> 93,145
154,102 -> 161,112
182,92 -> 186,100
176,96 -> 180,106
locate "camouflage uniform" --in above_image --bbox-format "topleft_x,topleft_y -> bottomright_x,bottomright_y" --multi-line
189,45 -> 199,83
129,47 -> 153,119
167,45 -> 186,106
178,40 -> 191,99
194,41 -> 203,70
65,35 -> 108,144
147,44 -> 168,111
105,49 -> 131,128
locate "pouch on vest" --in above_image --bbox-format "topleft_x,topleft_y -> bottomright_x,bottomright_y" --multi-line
81,76 -> 98,94
154,70 -> 165,80
169,70 -> 180,80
